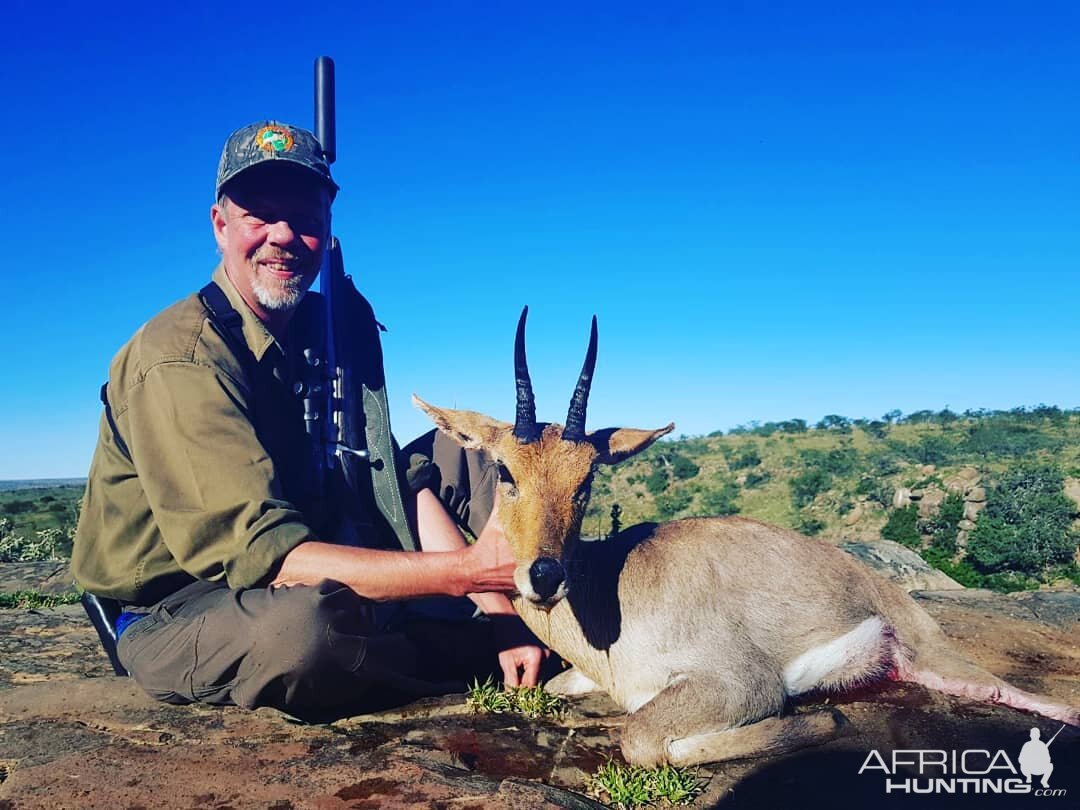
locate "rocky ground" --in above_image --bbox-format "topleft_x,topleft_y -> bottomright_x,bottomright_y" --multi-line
1,548 -> 1078,810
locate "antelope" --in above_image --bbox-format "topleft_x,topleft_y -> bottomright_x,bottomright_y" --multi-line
413,308 -> 1079,767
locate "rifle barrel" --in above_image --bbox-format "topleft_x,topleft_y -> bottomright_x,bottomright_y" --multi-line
314,56 -> 336,165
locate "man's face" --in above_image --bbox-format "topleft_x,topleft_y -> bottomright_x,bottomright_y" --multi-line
211,167 -> 331,319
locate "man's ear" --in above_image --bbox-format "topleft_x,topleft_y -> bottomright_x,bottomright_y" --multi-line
412,395 -> 511,450
590,423 -> 675,465
211,202 -> 228,253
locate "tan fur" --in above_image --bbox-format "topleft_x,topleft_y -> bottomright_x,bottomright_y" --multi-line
415,398 -> 1080,766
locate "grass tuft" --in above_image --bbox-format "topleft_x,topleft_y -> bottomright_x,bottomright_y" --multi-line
587,759 -> 706,808
0,589 -> 81,610
465,676 -> 567,720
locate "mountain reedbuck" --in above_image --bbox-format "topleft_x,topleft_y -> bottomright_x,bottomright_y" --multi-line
414,309 -> 1079,767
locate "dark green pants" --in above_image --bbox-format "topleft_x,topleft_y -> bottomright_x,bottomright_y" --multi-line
118,430 -> 505,718
116,578 -> 506,717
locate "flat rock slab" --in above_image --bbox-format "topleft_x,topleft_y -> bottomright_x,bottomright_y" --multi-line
0,605 -> 110,689
0,563 -> 72,597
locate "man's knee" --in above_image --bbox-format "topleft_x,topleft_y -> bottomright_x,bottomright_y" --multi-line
218,580 -> 386,711
243,580 -> 377,677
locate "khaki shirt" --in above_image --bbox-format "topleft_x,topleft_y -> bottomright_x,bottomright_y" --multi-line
73,267 -> 330,605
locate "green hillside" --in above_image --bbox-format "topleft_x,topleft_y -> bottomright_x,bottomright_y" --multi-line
585,406 -> 1080,591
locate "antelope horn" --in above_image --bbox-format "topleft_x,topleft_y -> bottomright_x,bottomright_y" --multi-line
513,306 -> 540,443
562,316 -> 597,442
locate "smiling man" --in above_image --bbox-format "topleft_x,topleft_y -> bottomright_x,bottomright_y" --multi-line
73,121 -> 546,715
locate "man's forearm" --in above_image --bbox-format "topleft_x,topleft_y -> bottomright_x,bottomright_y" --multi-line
271,488 -> 518,601
271,541 -> 470,600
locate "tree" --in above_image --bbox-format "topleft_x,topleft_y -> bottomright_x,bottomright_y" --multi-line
645,468 -> 669,496
865,421 -> 889,440
816,414 -> 852,432
671,454 -> 700,481
729,450 -> 761,471
967,464 -> 1078,573
881,505 -> 921,548
925,493 -> 964,554
790,469 -> 831,508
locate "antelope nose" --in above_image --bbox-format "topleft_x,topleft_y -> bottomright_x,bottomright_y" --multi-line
529,557 -> 565,601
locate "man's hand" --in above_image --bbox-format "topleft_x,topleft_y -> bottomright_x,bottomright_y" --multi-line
490,614 -> 549,687
497,642 -> 548,687
460,493 -> 519,595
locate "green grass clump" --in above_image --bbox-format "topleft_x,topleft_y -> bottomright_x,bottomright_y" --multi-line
0,589 -> 81,610
465,676 -> 566,720
587,759 -> 706,808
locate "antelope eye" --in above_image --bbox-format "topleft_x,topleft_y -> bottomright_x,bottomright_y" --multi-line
496,462 -> 516,487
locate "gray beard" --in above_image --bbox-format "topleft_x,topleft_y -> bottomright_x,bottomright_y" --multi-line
252,271 -> 308,311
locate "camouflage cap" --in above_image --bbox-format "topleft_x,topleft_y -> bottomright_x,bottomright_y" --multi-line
216,121 -> 339,198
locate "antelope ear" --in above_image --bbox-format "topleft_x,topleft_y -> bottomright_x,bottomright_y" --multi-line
591,423 -> 675,465
412,395 -> 511,450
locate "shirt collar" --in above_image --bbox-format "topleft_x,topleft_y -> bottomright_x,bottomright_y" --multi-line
212,264 -> 282,362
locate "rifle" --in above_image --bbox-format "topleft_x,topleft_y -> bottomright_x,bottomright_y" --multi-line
301,57 -> 368,484
304,57 -> 416,551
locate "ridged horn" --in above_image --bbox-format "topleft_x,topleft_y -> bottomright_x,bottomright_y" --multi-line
562,316 -> 597,442
513,306 -> 540,443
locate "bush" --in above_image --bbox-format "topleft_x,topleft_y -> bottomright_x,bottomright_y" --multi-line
855,477 -> 892,509
0,526 -> 67,563
925,493 -> 964,554
644,468 -> 669,496
891,434 -> 955,466
966,463 -> 1078,574
2,499 -> 35,516
864,421 -> 889,440
655,489 -> 693,521
670,455 -> 700,481
921,546 -> 985,588
982,571 -> 1040,593
800,447 -> 858,477
881,505 -> 921,548
798,516 -> 826,536
729,450 -> 761,471
743,470 -> 772,489
698,482 -> 739,516
962,420 -> 1053,459
790,469 -> 831,508
868,453 -> 902,477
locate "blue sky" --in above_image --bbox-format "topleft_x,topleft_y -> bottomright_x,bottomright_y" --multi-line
2,1 -> 1078,479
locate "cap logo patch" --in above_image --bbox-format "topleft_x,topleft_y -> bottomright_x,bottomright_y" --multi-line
255,126 -> 295,153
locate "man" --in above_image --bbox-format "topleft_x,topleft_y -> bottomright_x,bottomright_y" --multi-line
73,121 -> 545,715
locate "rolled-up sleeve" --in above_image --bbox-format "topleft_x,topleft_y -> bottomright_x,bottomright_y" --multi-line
125,360 -> 313,589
